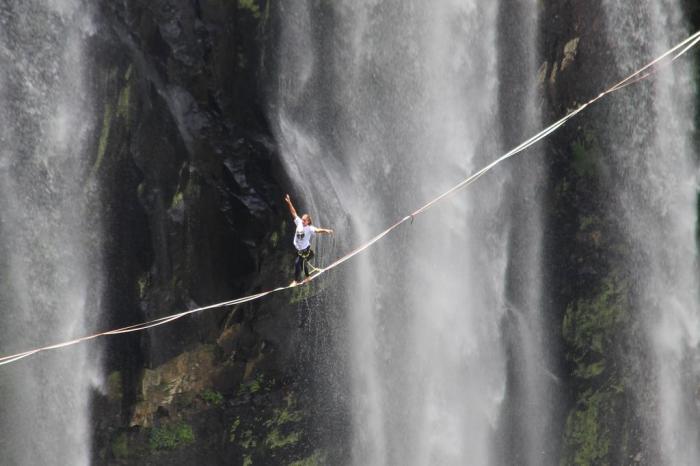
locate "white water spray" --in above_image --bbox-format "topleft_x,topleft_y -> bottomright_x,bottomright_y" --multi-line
272,1 -> 544,464
0,2 -> 101,464
602,1 -> 700,464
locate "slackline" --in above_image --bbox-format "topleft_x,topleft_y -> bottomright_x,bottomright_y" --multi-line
1,29 -> 700,367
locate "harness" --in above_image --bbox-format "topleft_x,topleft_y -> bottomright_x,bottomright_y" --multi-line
297,246 -> 313,259
297,247 -> 322,274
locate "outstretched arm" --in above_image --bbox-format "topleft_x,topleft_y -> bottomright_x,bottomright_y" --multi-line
315,227 -> 334,235
284,194 -> 298,220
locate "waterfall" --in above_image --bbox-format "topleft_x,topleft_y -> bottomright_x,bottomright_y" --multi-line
0,1 -> 101,465
602,1 -> 700,464
495,1 -> 558,464
272,0 -> 546,464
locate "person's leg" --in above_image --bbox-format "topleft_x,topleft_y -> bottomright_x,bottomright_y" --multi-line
294,254 -> 303,282
303,249 -> 315,277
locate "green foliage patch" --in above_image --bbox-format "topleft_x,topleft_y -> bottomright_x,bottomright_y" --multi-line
229,386 -> 307,457
239,429 -> 257,449
91,102 -> 113,179
289,450 -> 327,466
149,423 -> 195,451
202,388 -> 224,406
562,389 -> 617,466
116,79 -> 132,121
238,374 -> 266,396
229,417 -> 241,442
561,270 -> 632,464
562,273 -> 628,379
264,428 -> 300,449
238,0 -> 261,18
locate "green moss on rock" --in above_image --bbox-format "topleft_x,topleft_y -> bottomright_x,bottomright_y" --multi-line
289,450 -> 327,466
116,73 -> 132,121
91,102 -> 113,179
111,432 -> 129,459
238,0 -> 261,18
265,393 -> 304,428
264,428 -> 300,449
562,273 -> 628,379
171,191 -> 185,209
239,429 -> 257,449
238,374 -> 265,395
562,389 -> 614,466
137,273 -> 151,299
149,422 -> 195,451
201,388 -> 224,406
561,268 -> 633,464
229,417 -> 241,442
106,371 -> 123,402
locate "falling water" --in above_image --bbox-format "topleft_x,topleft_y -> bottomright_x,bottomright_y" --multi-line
602,1 -> 700,464
0,1 -> 100,465
272,0 -> 546,464
495,1 -> 556,464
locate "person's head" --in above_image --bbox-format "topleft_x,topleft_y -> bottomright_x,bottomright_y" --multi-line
302,214 -> 312,226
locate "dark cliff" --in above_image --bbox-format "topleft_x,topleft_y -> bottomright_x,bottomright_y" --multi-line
540,2 -> 647,464
542,1 -> 700,465
87,1 -> 338,464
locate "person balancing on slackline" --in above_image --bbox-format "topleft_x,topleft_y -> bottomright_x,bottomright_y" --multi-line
284,194 -> 334,285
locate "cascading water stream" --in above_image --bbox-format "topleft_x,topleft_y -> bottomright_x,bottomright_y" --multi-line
272,0 -> 546,464
602,1 -> 700,464
0,2 -> 101,464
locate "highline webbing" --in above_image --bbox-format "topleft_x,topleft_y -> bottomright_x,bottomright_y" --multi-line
1,29 -> 699,367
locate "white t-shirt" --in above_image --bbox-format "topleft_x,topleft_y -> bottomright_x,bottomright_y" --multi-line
293,216 -> 316,250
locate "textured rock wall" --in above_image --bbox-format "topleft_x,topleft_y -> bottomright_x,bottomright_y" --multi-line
86,1 -> 336,464
540,1 -> 665,464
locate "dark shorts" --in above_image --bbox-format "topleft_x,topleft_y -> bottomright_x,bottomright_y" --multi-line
294,247 -> 314,281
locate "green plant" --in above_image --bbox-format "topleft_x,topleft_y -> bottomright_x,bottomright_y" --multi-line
264,405 -> 303,429
229,417 -> 241,442
264,428 -> 300,449
238,0 -> 261,18
90,103 -> 113,179
562,389 -> 615,466
239,429 -> 256,449
289,450 -> 327,466
202,388 -> 224,406
238,374 -> 265,395
149,423 -> 195,451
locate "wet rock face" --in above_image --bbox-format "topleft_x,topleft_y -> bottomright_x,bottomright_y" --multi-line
104,0 -> 268,130
540,1 -> 659,464
86,1 -> 332,464
91,0 -> 282,364
130,345 -> 218,428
